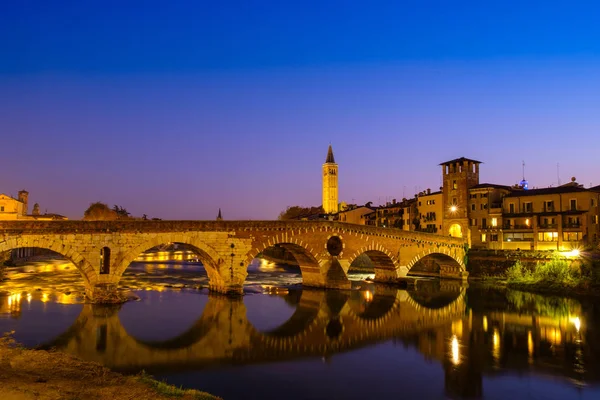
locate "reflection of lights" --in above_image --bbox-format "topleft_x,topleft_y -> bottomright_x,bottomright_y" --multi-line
492,328 -> 500,367
363,290 -> 373,302
528,331 -> 534,363
571,317 -> 581,332
450,335 -> 460,365
483,316 -> 488,332
27,293 -> 32,304
41,293 -> 49,303
452,320 -> 463,336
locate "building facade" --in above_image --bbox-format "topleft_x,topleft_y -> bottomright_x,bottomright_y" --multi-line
322,145 -> 339,214
0,190 -> 67,221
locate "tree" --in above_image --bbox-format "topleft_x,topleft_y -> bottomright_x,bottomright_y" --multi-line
112,205 -> 131,218
83,202 -> 118,220
278,205 -> 324,220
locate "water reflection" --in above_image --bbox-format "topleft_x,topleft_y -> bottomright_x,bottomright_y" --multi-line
2,281 -> 600,399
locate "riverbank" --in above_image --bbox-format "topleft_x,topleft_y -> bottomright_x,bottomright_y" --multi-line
0,336 -> 219,400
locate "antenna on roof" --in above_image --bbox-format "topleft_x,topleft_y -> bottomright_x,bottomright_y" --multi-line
557,163 -> 561,186
519,160 -> 529,190
522,160 -> 525,181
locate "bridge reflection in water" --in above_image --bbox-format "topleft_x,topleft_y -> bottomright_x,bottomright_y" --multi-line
33,280 -> 600,399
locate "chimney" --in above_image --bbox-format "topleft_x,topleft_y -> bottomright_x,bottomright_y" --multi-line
427,188 -> 431,194
392,198 -> 396,204
18,190 -> 29,215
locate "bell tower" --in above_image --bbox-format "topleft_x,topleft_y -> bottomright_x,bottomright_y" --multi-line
322,145 -> 338,214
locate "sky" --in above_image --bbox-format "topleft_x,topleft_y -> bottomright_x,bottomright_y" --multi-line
1,1 -> 600,220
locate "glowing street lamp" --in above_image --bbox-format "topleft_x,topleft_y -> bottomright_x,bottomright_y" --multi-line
450,205 -> 457,213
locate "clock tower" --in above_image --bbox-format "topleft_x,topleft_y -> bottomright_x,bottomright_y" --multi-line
322,145 -> 338,214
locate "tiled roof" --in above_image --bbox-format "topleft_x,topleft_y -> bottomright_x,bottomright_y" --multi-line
439,157 -> 482,166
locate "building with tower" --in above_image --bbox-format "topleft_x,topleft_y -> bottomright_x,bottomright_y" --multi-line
440,157 -> 481,241
322,145 -> 338,214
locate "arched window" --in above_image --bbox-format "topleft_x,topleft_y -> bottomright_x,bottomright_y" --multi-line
100,247 -> 111,274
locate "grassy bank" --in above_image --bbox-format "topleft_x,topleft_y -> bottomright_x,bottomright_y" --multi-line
500,254 -> 600,297
0,336 -> 219,400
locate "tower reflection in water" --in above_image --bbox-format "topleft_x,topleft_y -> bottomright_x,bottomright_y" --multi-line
3,280 -> 599,398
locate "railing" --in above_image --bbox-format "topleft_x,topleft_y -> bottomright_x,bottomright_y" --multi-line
538,224 -> 558,229
563,223 -> 581,229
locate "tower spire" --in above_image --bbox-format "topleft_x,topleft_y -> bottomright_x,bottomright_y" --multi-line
216,208 -> 223,221
325,144 -> 335,163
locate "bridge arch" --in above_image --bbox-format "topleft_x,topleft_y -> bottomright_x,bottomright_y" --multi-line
405,249 -> 466,274
348,247 -> 401,282
114,235 -> 224,288
0,237 -> 96,287
250,237 -> 324,288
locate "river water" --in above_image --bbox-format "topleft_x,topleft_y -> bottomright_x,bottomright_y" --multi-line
2,257 -> 600,400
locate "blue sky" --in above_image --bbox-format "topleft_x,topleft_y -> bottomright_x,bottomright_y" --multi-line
1,1 -> 600,219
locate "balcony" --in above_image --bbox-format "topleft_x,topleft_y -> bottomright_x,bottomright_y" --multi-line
563,223 -> 581,229
503,224 -> 532,230
538,224 -> 558,229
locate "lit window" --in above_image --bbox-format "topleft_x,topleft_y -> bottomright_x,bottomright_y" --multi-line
453,180 -> 457,190
525,218 -> 530,227
491,218 -> 497,227
481,233 -> 487,242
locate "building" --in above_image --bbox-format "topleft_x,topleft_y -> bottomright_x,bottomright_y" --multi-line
416,189 -> 443,233
374,200 -> 403,228
322,145 -> 338,214
337,205 -> 376,225
498,180 -> 600,251
468,184 -> 512,249
441,157 -> 482,239
0,190 -> 29,220
0,190 -> 67,221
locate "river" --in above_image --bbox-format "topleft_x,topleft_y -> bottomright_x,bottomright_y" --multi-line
1,256 -> 600,400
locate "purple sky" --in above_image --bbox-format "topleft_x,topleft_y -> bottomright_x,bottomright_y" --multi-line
2,1 -> 600,220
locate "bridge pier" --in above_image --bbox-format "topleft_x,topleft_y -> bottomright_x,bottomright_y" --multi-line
302,258 -> 351,290
85,283 -> 126,304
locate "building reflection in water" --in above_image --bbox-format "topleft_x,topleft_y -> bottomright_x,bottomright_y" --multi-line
3,280 -> 600,398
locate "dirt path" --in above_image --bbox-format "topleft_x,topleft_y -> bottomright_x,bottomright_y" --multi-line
0,337 -> 219,400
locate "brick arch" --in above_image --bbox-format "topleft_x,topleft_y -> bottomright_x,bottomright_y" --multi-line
249,234 -> 322,281
113,234 -> 223,286
0,235 -> 96,286
405,248 -> 466,273
347,246 -> 401,282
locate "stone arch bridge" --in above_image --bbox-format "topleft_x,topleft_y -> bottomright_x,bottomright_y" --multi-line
0,220 -> 468,301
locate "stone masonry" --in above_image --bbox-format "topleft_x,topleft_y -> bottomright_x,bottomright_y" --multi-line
0,220 -> 468,302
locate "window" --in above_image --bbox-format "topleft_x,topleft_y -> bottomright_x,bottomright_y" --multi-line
481,193 -> 488,198
523,202 -> 532,213
505,232 -> 534,242
490,234 -> 499,242
545,200 -> 554,212
471,218 -> 477,226
592,199 -> 596,207
0,206 -> 3,212
480,203 -> 488,210
509,203 -> 515,213
481,218 -> 487,229
570,199 -> 577,211
538,232 -> 558,242
470,194 -> 478,199
100,247 -> 111,274
491,218 -> 497,227
471,204 -> 476,211
481,233 -> 487,242
595,215 -> 599,224
452,198 -> 457,205
452,180 -> 457,190
563,232 -> 582,241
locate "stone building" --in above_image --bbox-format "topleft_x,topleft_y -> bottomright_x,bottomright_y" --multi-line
0,190 -> 67,221
322,144 -> 338,214
440,157 -> 482,240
